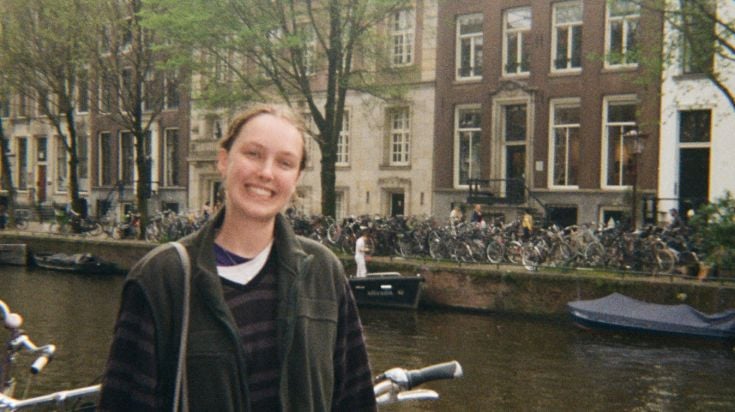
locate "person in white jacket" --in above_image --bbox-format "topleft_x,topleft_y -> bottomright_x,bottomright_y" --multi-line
354,228 -> 370,277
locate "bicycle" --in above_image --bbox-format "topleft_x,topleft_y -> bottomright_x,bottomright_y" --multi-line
1,299 -> 99,411
374,360 -> 464,405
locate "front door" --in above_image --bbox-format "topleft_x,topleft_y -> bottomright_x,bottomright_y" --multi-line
390,193 -> 405,217
506,145 -> 526,203
678,148 -> 709,213
36,165 -> 46,204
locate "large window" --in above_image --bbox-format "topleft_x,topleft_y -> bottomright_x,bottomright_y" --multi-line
606,0 -> 639,67
99,74 -> 114,113
550,101 -> 580,187
78,134 -> 89,190
120,132 -> 135,185
552,1 -> 583,71
17,137 -> 28,190
456,14 -> 483,79
455,106 -> 481,187
77,70 -> 89,113
56,136 -> 67,191
604,98 -> 637,187
680,0 -> 716,74
164,128 -> 180,186
99,132 -> 114,186
390,9 -> 414,67
0,94 -> 9,117
336,111 -> 350,166
503,7 -> 531,76
389,107 -> 410,165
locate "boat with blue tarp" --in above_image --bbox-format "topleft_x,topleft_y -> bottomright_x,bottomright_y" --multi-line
568,293 -> 735,342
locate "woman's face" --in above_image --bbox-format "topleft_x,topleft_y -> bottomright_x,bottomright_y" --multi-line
217,113 -> 303,224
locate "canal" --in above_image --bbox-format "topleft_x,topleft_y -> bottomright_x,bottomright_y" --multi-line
1,265 -> 735,411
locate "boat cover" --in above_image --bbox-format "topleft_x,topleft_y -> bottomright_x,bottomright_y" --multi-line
567,293 -> 735,340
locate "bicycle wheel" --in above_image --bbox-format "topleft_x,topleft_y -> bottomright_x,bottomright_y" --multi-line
396,235 -> 413,257
326,223 -> 341,244
505,240 -> 523,264
521,244 -> 541,271
14,219 -> 28,230
88,222 -> 103,237
547,242 -> 572,267
655,248 -> 677,275
452,241 -> 474,263
583,242 -> 606,268
428,231 -> 445,260
485,240 -> 504,264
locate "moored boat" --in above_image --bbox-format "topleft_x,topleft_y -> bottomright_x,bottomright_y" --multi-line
349,272 -> 424,309
568,293 -> 735,342
33,252 -> 119,275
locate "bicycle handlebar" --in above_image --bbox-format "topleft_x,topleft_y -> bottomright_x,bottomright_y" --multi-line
374,360 -> 463,405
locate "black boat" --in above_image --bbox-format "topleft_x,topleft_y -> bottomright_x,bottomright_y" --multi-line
349,272 -> 425,309
33,252 -> 118,275
568,293 -> 735,342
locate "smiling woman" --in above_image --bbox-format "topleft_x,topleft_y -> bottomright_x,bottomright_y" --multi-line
99,104 -> 377,411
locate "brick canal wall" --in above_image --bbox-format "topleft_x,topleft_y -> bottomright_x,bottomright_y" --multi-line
4,231 -> 734,315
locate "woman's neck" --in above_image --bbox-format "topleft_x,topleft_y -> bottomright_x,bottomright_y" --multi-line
215,214 -> 275,258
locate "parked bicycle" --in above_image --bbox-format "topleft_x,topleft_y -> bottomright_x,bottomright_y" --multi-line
1,299 -> 99,411
50,209 -> 102,237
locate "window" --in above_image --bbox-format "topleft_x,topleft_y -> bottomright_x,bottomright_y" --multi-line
454,106 -> 482,187
679,110 -> 711,143
78,134 -> 89,190
37,89 -> 49,116
0,94 -> 10,117
164,72 -> 179,109
503,7 -> 531,75
17,137 -> 28,190
99,132 -> 114,185
120,131 -> 135,185
336,111 -> 350,166
605,0 -> 639,67
17,95 -> 29,118
77,70 -> 89,113
603,98 -> 637,186
164,128 -> 180,186
56,136 -> 67,191
143,70 -> 157,112
680,0 -> 716,74
121,68 -> 133,109
300,25 -> 317,76
456,14 -> 483,79
389,107 -> 410,165
550,101 -> 580,187
552,1 -> 583,71
99,74 -> 114,113
390,9 -> 414,67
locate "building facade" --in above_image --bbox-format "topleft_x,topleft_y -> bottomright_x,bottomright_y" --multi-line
434,0 -> 663,227
658,0 -> 735,221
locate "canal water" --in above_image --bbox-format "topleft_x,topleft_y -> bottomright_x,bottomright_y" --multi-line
2,265 -> 735,411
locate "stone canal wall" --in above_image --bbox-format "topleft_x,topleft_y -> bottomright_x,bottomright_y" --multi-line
4,231 -> 735,315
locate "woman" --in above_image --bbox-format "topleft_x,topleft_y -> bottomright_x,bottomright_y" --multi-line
99,104 -> 376,411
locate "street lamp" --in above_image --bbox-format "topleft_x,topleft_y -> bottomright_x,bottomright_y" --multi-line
624,129 -> 648,230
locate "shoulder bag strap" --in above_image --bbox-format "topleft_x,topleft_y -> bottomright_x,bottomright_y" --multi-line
170,241 -> 190,412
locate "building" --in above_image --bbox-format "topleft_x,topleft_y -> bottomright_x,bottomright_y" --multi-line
658,0 -> 735,221
433,0 -> 663,227
188,0 -> 438,220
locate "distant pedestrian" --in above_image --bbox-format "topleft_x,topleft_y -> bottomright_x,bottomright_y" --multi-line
450,206 -> 463,226
355,228 -> 370,277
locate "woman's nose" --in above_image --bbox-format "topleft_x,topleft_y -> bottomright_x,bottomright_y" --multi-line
256,158 -> 275,180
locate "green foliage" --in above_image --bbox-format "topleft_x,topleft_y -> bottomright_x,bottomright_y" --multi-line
689,191 -> 735,270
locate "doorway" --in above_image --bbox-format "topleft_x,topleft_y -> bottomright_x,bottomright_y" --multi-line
678,147 -> 709,213
390,192 -> 405,217
506,145 -> 526,202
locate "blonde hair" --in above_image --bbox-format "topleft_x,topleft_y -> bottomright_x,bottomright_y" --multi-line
220,103 -> 308,171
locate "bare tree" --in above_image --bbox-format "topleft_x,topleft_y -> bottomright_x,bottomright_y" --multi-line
0,0 -> 99,224
144,0 -> 410,217
91,0 -> 185,236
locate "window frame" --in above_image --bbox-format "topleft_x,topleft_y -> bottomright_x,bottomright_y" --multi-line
55,135 -> 68,193
601,95 -> 638,189
163,128 -> 180,187
456,13 -> 483,80
453,104 -> 482,188
551,1 -> 583,72
604,0 -> 640,68
548,98 -> 581,189
336,110 -> 350,166
98,131 -> 114,186
390,8 -> 415,67
389,106 -> 411,166
502,7 -> 531,76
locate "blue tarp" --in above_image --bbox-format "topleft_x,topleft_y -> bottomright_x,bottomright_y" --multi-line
567,293 -> 735,340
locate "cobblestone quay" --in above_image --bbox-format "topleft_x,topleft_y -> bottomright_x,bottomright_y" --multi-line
3,230 -> 734,316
